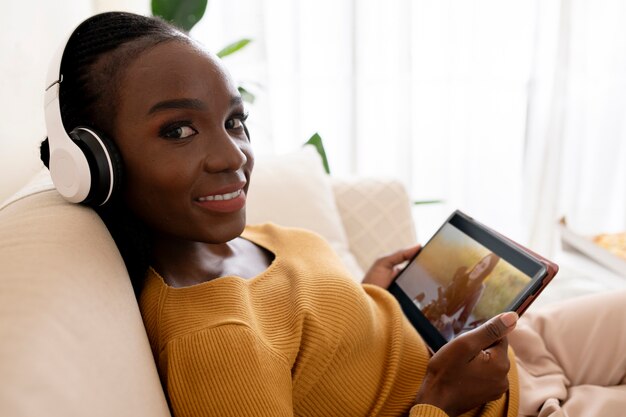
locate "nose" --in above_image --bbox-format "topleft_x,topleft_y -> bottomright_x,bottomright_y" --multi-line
202,129 -> 248,172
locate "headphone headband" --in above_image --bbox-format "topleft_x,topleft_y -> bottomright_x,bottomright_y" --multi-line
45,27 -> 72,93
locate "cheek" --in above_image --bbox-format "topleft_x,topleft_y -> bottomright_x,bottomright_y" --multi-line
122,153 -> 197,225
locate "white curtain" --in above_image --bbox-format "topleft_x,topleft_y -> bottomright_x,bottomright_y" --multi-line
525,0 -> 626,252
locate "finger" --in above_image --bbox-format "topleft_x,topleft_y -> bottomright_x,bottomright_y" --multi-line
379,245 -> 422,268
403,244 -> 422,259
476,336 -> 508,363
458,312 -> 518,358
391,265 -> 406,279
473,341 -> 512,382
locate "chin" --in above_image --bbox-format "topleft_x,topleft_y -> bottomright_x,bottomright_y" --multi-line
199,211 -> 247,244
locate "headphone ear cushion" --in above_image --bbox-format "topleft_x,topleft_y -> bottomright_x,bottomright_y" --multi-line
69,127 -> 123,206
100,133 -> 124,200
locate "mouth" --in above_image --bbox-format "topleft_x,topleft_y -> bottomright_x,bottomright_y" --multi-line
194,187 -> 246,213
197,189 -> 243,202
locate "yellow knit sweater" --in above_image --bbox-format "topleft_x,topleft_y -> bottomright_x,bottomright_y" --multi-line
139,223 -> 518,417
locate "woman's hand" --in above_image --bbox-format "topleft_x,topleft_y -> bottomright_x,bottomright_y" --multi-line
415,312 -> 518,417
362,245 -> 421,288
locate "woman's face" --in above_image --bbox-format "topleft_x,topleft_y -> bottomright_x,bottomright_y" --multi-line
469,256 -> 491,280
111,39 -> 253,244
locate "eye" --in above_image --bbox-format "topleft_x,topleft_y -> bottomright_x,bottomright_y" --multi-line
225,113 -> 249,130
226,119 -> 242,129
160,123 -> 197,140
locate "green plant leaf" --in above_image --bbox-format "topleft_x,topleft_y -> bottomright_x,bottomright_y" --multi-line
412,199 -> 445,205
152,0 -> 208,31
238,86 -> 256,104
304,133 -> 331,174
217,39 -> 252,58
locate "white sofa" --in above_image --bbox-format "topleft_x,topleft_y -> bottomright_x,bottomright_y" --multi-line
0,146 -> 418,417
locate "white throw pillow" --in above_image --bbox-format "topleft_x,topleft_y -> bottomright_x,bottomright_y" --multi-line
246,146 -> 364,280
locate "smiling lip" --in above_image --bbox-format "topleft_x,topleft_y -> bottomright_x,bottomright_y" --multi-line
194,187 -> 246,213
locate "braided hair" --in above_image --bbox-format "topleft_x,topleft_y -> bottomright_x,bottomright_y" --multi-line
40,12 -> 188,294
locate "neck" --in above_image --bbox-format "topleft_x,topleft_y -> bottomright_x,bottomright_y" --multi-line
149,229 -> 274,287
151,234 -> 238,287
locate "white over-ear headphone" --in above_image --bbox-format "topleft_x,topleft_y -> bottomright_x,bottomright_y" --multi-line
44,23 -> 122,206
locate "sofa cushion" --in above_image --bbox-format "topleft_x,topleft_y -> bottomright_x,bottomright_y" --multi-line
332,177 -> 418,272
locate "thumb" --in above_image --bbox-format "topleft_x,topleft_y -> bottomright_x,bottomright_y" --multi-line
459,312 -> 518,356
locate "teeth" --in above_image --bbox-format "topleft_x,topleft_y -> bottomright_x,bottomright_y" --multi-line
198,190 -> 242,202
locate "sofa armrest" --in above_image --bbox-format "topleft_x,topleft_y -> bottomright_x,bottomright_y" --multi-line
331,177 -> 418,275
0,174 -> 171,417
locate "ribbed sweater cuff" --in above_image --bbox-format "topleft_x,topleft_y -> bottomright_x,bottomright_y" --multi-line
410,404 -> 449,417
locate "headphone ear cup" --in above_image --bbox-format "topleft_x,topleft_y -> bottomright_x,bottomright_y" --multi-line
69,127 -> 123,206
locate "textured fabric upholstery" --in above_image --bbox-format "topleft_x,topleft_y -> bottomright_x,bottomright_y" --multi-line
332,177 -> 418,272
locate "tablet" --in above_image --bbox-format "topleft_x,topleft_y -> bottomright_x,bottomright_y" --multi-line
388,210 -> 558,352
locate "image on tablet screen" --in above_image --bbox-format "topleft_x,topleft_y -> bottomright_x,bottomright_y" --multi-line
395,223 -> 531,340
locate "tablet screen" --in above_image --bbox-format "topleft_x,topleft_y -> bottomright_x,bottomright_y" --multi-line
391,211 -> 548,350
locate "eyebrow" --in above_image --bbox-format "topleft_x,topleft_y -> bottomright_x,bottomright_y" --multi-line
147,98 -> 208,115
147,96 -> 244,115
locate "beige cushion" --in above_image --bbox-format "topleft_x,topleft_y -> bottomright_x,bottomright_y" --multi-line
246,146 -> 364,279
0,182 -> 170,417
332,177 -> 417,272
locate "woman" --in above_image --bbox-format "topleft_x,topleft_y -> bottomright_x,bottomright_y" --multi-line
40,12 -> 626,417
422,253 -> 500,338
